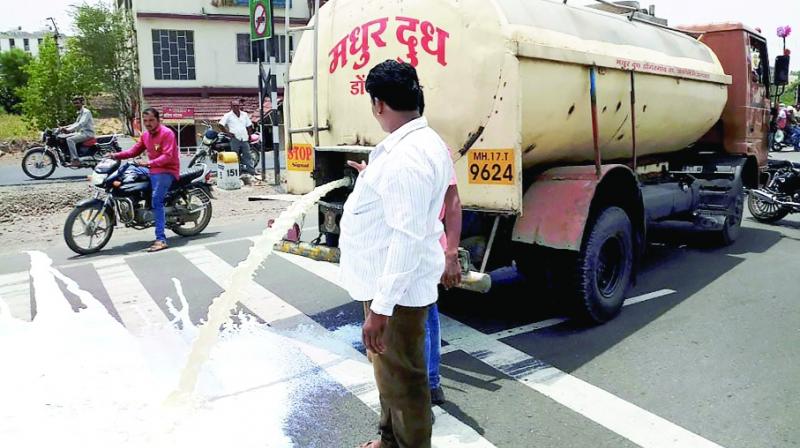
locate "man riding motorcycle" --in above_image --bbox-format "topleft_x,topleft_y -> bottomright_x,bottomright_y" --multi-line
108,107 -> 180,252
59,96 -> 95,167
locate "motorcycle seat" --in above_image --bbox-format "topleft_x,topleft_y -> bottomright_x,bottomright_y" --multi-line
768,158 -> 800,170
81,137 -> 98,147
172,166 -> 206,189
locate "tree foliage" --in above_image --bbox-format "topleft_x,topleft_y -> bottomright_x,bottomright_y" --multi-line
19,37 -> 101,129
0,49 -> 33,113
71,2 -> 140,134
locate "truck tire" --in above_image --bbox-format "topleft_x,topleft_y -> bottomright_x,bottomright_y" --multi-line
575,206 -> 633,323
714,193 -> 744,246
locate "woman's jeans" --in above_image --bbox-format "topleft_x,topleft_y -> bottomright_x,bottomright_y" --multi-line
424,303 -> 441,389
150,173 -> 174,242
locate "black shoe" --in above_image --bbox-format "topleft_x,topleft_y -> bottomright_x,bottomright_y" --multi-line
430,386 -> 445,405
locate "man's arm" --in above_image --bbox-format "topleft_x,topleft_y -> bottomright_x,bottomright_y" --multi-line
441,184 -> 462,288
369,166 -> 433,317
113,139 -> 146,160
148,130 -> 178,168
64,110 -> 86,132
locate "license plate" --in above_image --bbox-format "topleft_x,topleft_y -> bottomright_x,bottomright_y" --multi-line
467,149 -> 515,185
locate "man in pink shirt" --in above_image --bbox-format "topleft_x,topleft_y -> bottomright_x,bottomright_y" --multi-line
110,108 -> 181,252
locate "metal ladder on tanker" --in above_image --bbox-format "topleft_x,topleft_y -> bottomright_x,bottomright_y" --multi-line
284,0 -> 328,162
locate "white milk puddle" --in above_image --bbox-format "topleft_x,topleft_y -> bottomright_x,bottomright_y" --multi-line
0,250 -> 356,448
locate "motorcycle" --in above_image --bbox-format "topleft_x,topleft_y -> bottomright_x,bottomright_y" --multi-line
188,122 -> 262,172
771,126 -> 800,152
21,128 -> 121,180
747,158 -> 800,223
63,158 -> 214,255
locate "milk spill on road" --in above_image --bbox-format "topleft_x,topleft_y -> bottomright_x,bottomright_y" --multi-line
0,204 -> 359,448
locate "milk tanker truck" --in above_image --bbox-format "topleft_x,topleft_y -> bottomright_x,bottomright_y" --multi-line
277,0 -> 791,323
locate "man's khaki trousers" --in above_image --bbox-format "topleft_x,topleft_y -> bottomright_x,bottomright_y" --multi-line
363,301 -> 432,448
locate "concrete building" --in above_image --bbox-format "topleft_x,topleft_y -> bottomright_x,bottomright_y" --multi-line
0,29 -> 53,57
120,0 -> 325,147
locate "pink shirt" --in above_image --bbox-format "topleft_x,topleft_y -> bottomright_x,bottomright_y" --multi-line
438,166 -> 457,250
114,125 -> 181,179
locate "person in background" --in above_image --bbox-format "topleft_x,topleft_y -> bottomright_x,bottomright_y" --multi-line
60,96 -> 95,167
219,99 -> 256,175
340,60 -> 451,448
109,108 -> 180,252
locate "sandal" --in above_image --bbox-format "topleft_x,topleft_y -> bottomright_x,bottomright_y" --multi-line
147,241 -> 168,252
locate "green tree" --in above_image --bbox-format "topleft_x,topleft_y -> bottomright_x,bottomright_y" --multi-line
0,48 -> 33,113
19,37 -> 101,129
71,2 -> 140,134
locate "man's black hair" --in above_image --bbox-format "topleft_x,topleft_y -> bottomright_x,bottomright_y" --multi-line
142,107 -> 160,120
365,60 -> 425,114
72,96 -> 85,103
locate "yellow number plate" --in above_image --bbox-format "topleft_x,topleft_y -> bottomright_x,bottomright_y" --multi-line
467,149 -> 515,185
287,143 -> 314,172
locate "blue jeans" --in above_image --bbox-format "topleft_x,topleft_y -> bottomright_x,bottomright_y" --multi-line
150,173 -> 174,242
424,303 -> 441,390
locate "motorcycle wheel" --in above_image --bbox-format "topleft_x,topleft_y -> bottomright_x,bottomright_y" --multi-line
171,189 -> 213,237
21,147 -> 57,180
250,147 -> 261,168
747,191 -> 790,223
64,202 -> 114,255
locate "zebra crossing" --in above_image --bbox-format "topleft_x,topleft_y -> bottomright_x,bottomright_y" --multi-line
0,239 -> 725,448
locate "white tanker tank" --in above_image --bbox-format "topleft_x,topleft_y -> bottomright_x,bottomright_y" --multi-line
286,0 -> 731,208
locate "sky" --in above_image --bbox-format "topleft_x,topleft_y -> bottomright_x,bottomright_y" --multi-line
1,0 -> 797,69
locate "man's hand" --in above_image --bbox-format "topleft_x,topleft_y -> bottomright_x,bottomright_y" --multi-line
134,160 -> 149,168
441,251 -> 462,289
362,310 -> 389,354
347,160 -> 368,173
103,153 -> 116,159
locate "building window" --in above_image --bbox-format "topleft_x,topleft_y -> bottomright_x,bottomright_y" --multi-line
23,38 -> 30,52
237,33 -> 264,63
237,34 -> 292,63
151,29 -> 196,80
9,39 -> 15,49
37,38 -> 42,47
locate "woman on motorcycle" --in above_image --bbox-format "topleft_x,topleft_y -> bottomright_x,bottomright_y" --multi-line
108,108 -> 180,252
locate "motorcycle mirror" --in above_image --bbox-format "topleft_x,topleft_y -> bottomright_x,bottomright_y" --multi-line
774,55 -> 791,86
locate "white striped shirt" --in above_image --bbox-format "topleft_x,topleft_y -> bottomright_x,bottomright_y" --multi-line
339,117 -> 452,316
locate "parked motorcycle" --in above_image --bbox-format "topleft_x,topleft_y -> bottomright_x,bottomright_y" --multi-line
63,158 -> 213,255
188,123 -> 262,172
747,158 -> 800,223
21,128 -> 121,180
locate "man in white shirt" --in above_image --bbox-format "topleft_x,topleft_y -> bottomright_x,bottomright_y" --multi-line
219,100 -> 255,174
340,60 -> 451,448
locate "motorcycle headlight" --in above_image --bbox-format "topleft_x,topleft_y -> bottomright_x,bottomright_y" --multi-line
90,172 -> 107,187
202,137 -> 214,146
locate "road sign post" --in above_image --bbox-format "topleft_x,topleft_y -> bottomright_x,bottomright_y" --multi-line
251,0 -> 273,182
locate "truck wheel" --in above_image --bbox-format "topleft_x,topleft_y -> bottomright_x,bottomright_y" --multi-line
575,206 -> 633,323
714,193 -> 744,246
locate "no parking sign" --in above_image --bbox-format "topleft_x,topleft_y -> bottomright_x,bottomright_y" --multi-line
249,0 -> 272,41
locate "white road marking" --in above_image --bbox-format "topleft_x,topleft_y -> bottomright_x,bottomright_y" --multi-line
489,289 -> 677,339
176,246 -> 496,448
276,253 -> 721,448
0,273 -> 32,321
92,258 -> 172,335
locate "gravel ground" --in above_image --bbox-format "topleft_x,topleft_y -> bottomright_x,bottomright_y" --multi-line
0,155 -> 292,254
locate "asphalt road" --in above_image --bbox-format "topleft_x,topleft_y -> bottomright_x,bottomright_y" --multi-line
0,136 -> 285,187
1,152 -> 799,447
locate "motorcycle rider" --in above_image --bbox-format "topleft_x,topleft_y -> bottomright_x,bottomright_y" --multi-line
108,108 -> 180,252
219,99 -> 256,175
59,96 -> 96,167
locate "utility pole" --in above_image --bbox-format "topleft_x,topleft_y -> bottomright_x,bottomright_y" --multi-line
46,17 -> 60,50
